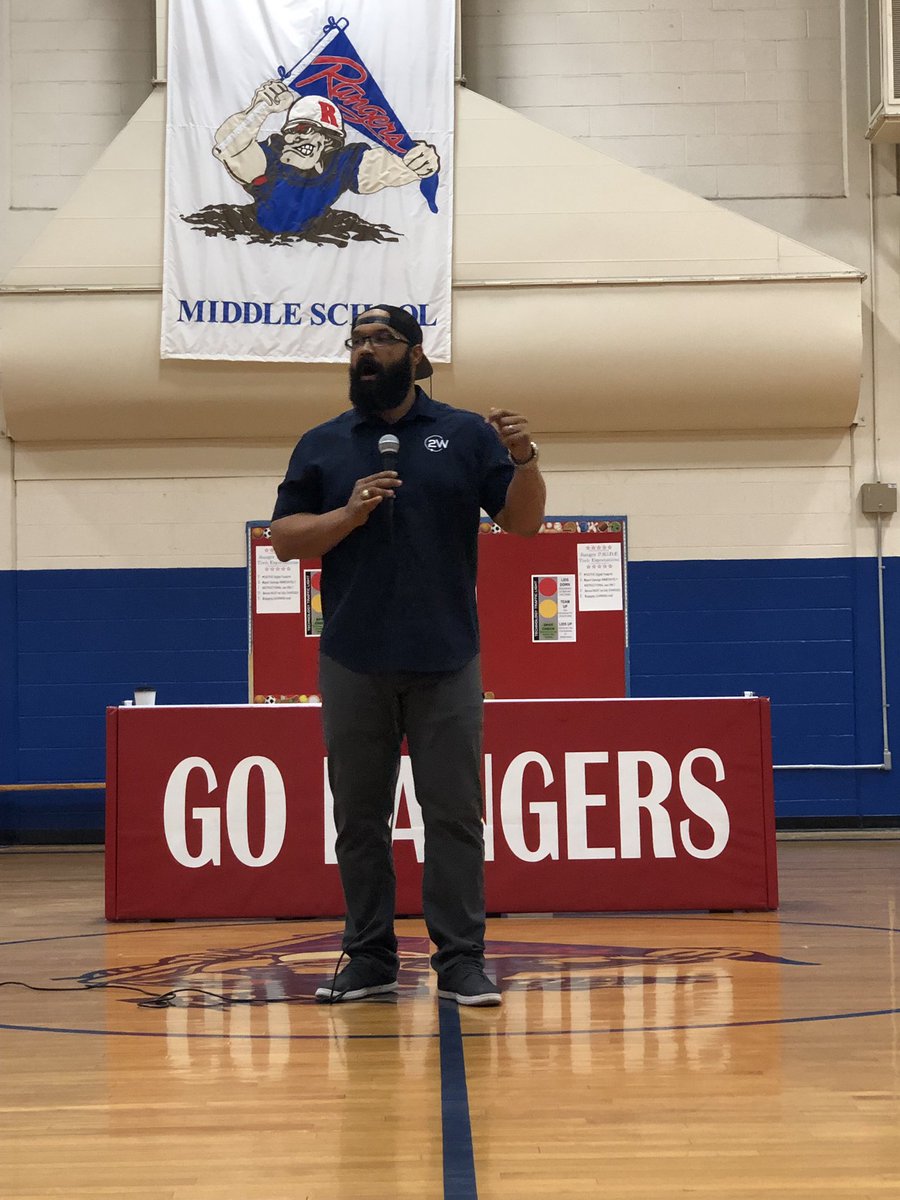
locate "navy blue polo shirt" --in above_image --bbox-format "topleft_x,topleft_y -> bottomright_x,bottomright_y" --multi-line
272,388 -> 514,673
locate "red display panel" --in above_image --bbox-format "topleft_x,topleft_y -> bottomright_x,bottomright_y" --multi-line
105,697 -> 777,920
477,517 -> 626,698
247,517 -> 627,702
247,523 -> 320,703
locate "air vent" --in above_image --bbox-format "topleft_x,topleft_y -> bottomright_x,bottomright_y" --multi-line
867,0 -> 900,140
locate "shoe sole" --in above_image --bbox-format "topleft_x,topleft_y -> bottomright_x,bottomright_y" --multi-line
436,987 -> 502,1007
314,981 -> 398,1003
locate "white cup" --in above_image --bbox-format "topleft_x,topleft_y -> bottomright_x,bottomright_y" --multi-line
134,687 -> 156,706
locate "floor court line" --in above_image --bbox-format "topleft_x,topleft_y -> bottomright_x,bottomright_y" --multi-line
438,998 -> 479,1199
5,1004 -> 900,1042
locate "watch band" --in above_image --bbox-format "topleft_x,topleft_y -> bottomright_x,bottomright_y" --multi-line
510,440 -> 539,467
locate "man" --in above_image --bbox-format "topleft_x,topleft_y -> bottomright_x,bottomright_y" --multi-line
213,81 -> 439,235
270,306 -> 545,1006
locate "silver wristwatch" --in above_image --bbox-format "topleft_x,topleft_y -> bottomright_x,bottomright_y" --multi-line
510,440 -> 539,467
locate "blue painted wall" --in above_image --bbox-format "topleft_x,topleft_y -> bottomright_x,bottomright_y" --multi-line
3,568 -> 247,841
629,557 -> 898,822
1,557 -> 897,841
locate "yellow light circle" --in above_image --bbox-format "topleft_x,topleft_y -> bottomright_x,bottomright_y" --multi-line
539,599 -> 558,619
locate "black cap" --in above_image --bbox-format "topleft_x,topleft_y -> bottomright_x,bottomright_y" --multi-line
351,305 -> 433,380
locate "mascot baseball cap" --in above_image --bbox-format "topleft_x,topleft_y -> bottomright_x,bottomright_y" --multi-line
283,95 -> 345,141
351,306 -> 433,380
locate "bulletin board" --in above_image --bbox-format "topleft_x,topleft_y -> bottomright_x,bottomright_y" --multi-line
246,517 -> 628,702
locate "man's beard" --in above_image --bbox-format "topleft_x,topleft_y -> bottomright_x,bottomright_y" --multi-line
349,350 -> 414,416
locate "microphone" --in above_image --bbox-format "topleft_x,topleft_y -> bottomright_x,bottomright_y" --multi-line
378,433 -> 400,473
377,433 -> 399,537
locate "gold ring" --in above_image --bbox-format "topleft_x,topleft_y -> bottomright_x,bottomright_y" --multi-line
362,488 -> 371,500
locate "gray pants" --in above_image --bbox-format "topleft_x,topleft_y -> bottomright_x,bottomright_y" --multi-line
318,653 -> 486,976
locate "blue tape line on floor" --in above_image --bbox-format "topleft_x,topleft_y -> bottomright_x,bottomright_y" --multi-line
439,997 -> 478,1200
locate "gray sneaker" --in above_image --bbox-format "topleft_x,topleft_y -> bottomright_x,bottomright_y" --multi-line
315,961 -> 399,1003
436,964 -> 501,1007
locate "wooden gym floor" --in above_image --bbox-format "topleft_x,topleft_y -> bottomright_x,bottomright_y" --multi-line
2,837 -> 900,1199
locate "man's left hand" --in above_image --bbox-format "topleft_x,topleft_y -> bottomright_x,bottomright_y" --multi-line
487,408 -> 532,463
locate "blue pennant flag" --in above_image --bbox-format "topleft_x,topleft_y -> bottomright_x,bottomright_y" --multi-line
280,18 -> 439,214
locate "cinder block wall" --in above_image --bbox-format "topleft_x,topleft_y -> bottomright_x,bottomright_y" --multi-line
461,0 -> 843,198
2,0 -> 899,837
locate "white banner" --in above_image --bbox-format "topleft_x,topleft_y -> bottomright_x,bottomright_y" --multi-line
162,1 -> 455,363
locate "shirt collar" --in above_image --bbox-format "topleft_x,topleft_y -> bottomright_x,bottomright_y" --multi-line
349,386 -> 438,429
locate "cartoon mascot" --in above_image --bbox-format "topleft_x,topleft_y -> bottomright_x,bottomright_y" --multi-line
212,79 -> 440,237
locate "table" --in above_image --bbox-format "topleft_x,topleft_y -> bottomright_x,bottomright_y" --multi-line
105,697 -> 777,919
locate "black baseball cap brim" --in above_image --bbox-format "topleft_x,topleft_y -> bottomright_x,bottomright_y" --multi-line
351,305 -> 433,380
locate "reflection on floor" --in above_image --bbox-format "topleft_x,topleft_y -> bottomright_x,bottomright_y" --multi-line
2,839 -> 900,1199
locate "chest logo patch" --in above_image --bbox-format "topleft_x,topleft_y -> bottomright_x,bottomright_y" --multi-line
425,435 -> 449,452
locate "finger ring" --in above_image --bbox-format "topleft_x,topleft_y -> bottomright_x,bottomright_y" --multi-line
361,488 -> 371,500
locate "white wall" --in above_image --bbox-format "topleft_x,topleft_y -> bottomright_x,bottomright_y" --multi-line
461,0 -> 845,199
8,0 -> 153,217
0,0 -> 895,569
13,443 -> 287,569
7,433 -> 852,569
0,0 -> 156,568
461,0 -> 896,563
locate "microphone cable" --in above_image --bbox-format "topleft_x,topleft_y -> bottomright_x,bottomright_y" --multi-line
2,752 -> 408,1011
0,978 -> 321,1009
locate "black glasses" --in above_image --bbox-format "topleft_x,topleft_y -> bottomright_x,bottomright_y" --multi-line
345,332 -> 410,351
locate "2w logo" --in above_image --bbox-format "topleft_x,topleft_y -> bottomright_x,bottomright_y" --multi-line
424,435 -> 448,452
163,757 -> 287,868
